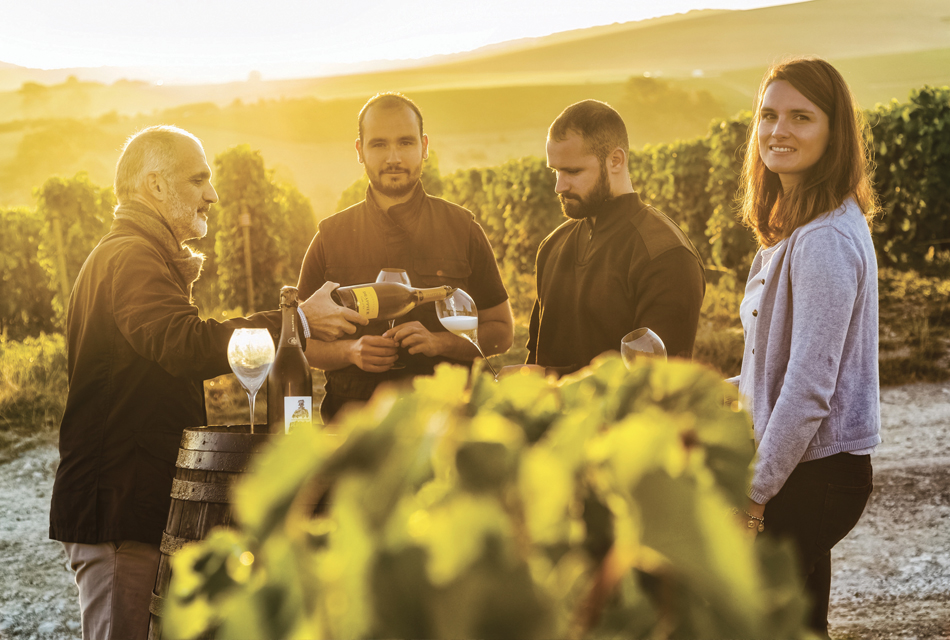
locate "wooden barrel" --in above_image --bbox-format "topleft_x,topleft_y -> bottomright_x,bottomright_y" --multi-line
147,425 -> 270,640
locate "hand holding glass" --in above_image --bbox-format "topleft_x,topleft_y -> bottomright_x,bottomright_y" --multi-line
621,328 -> 667,369
227,328 -> 275,433
376,268 -> 410,370
435,288 -> 498,380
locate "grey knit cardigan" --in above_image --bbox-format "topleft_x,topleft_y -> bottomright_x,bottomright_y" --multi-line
741,197 -> 882,504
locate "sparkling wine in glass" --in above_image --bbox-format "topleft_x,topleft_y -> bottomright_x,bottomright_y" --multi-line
621,328 -> 667,369
376,268 -> 411,370
227,328 -> 275,433
435,288 -> 497,380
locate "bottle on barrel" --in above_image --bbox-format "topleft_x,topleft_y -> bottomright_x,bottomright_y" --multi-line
331,282 -> 455,321
267,286 -> 313,434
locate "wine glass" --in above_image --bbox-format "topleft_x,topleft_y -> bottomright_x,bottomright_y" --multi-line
435,288 -> 498,380
227,328 -> 275,433
621,328 -> 667,369
376,268 -> 410,370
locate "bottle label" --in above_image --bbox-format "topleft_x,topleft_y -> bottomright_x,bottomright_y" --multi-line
351,286 -> 380,319
283,396 -> 313,434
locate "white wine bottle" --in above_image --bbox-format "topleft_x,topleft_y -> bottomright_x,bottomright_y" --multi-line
331,282 -> 455,321
267,286 -> 313,434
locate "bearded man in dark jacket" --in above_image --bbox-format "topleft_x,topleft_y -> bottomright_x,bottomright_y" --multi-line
48,125 -> 364,640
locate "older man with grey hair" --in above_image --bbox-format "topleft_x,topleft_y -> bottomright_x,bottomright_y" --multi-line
48,125 -> 364,639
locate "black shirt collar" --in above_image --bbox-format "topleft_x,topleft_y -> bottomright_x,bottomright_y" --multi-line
366,181 -> 427,218
585,192 -> 647,232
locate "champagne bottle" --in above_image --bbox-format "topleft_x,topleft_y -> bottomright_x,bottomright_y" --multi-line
331,282 -> 454,321
267,286 -> 313,434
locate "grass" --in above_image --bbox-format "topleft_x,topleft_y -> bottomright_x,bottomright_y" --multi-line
693,274 -> 745,378
0,333 -> 67,460
877,268 -> 950,386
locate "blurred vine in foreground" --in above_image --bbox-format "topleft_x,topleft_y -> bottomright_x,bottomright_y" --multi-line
165,357 -> 814,640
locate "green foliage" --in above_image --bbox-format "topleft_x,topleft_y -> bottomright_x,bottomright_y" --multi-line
336,175 -> 369,211
34,172 -> 115,327
0,207 -> 56,339
0,333 -> 67,430
705,115 -> 758,276
212,145 -> 316,312
693,278 -> 745,378
443,156 -> 562,323
869,85 -> 950,271
629,138 -> 714,264
877,267 -> 950,384
166,359 -> 812,640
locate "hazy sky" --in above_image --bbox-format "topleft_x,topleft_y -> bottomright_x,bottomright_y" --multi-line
1,0 -> 802,81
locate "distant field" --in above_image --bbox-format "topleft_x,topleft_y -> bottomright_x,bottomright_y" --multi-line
0,80 -> 727,217
719,47 -> 950,108
2,0 -> 948,218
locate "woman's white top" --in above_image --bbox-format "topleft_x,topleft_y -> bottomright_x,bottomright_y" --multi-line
738,240 -> 786,416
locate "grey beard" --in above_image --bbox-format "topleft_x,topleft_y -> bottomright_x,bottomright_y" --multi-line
166,186 -> 206,242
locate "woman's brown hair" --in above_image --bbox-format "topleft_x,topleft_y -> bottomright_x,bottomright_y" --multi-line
739,57 -> 878,247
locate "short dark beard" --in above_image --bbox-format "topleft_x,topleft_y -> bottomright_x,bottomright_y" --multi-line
368,164 -> 422,199
559,163 -> 611,220
369,174 -> 419,198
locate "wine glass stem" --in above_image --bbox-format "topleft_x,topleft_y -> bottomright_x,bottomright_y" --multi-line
472,340 -> 498,379
248,392 -> 256,434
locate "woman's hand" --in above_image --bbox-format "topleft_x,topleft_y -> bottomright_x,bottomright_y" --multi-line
736,499 -> 766,538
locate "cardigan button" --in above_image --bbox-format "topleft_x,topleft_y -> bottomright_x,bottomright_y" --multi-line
752,348 -> 755,354
760,279 -> 765,284
752,310 -> 758,317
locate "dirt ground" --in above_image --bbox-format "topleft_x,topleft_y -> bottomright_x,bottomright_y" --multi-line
1,382 -> 948,640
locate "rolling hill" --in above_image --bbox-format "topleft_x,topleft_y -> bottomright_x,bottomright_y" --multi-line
1,0 -> 948,217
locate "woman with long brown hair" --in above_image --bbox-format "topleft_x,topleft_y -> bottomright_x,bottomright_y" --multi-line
733,57 -> 881,636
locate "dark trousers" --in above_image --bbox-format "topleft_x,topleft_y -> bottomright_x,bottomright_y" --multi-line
762,452 -> 873,635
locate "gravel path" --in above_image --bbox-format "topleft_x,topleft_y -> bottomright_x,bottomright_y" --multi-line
0,441 -> 79,640
829,382 -> 950,640
1,382 -> 948,639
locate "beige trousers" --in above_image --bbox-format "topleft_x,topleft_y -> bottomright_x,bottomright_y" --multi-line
63,540 -> 161,640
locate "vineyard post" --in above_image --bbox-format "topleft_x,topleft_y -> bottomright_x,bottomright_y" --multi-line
50,211 -> 71,304
239,201 -> 255,313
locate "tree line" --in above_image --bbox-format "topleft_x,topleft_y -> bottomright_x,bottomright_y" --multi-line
2,85 -> 947,341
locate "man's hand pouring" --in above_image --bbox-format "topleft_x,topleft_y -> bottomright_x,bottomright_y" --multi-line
299,281 -> 368,341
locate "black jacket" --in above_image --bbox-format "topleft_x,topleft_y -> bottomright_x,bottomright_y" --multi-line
297,184 -> 508,419
50,216 -> 282,544
527,192 -> 705,371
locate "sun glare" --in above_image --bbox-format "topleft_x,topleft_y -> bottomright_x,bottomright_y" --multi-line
0,0 -> 805,82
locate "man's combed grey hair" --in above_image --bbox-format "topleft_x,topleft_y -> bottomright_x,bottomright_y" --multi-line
114,125 -> 202,204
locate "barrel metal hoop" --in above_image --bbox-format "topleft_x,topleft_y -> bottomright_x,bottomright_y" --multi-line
160,532 -> 193,555
179,428 -> 271,453
171,478 -> 231,503
149,591 -> 165,617
176,449 -> 254,471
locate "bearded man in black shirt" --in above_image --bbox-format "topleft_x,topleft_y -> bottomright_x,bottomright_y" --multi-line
297,93 -> 512,420
504,100 -> 705,377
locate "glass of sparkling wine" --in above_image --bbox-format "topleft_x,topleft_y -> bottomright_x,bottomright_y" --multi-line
376,268 -> 411,370
621,328 -> 667,369
227,328 -> 275,433
435,288 -> 498,380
